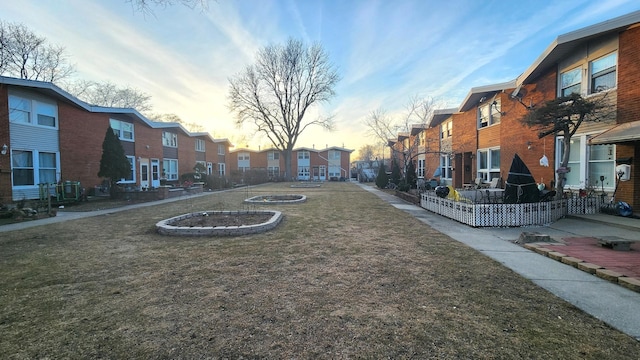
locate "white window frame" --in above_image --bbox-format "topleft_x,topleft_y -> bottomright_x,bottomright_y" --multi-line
268,151 -> 280,160
556,135 -> 616,191
477,99 -> 501,128
9,94 -> 58,129
417,158 -> 425,178
11,149 -> 60,187
110,119 -> 135,142
162,132 -> 178,148
329,150 -> 340,160
218,163 -> 226,176
162,159 -> 178,180
298,151 -> 310,160
217,144 -> 225,155
268,166 -> 279,177
441,120 -> 452,139
560,67 -> 582,97
195,139 -> 205,152
118,156 -> 136,184
477,147 -> 500,183
589,52 -> 617,94
439,155 -> 452,181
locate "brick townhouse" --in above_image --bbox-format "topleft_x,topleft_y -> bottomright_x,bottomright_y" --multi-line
0,76 -> 231,203
391,10 -> 640,210
229,146 -> 353,181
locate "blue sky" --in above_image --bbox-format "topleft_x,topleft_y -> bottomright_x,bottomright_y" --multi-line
2,0 -> 639,154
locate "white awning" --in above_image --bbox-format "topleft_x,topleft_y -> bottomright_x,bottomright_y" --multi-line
589,121 -> 640,145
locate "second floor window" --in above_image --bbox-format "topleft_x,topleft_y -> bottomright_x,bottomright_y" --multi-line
218,144 -> 225,155
329,150 -> 340,160
9,95 -> 58,128
162,132 -> 177,147
268,151 -> 280,160
298,151 -> 310,160
560,67 -> 582,97
590,52 -> 617,94
195,139 -> 205,152
441,121 -> 452,139
110,119 -> 134,141
478,100 -> 501,128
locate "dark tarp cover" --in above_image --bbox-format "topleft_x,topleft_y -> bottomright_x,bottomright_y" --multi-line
504,153 -> 540,203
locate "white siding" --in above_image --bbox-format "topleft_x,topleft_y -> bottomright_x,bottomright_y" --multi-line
10,123 -> 59,151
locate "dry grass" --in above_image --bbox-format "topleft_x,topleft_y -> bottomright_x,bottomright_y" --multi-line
1,182 -> 639,359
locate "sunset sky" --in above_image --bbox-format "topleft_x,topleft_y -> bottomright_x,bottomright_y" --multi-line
1,0 -> 639,156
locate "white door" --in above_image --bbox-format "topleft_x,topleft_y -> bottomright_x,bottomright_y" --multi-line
151,159 -> 161,188
140,159 -> 150,189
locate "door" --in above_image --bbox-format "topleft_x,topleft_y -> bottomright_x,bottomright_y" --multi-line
140,159 -> 150,189
151,159 -> 161,188
319,165 -> 326,181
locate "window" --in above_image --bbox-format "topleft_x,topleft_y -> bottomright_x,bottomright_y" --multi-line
11,150 -> 59,186
557,135 -> 616,189
162,159 -> 178,180
217,144 -> 225,155
329,150 -> 340,160
12,150 -> 34,186
268,151 -> 280,160
441,121 -> 452,139
298,166 -> 310,178
477,100 -> 501,128
417,158 -> 425,178
477,148 -> 500,182
268,166 -> 279,177
110,119 -> 134,141
298,151 -> 310,160
439,155 -> 452,180
238,152 -> 250,161
207,162 -> 213,175
218,163 -> 225,176
590,52 -> 616,94
560,67 -> 582,97
195,139 -> 205,152
162,132 -> 177,147
328,167 -> 340,178
9,95 -> 57,128
119,156 -> 135,183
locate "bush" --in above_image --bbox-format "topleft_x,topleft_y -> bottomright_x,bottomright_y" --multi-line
375,164 -> 388,189
398,181 -> 411,192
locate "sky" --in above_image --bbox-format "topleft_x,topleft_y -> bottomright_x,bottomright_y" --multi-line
1,0 -> 640,157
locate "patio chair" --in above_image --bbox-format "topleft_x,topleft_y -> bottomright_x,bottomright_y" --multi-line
488,177 -> 500,189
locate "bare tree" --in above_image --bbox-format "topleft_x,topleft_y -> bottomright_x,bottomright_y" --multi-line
364,95 -> 436,172
148,112 -> 205,132
521,92 -> 613,198
228,38 -> 340,180
65,80 -> 153,112
127,0 -> 209,14
0,21 -> 75,82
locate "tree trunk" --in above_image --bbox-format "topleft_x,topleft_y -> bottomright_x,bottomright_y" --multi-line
555,134 -> 572,200
283,150 -> 293,181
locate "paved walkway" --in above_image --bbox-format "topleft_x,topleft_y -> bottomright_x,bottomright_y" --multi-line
357,183 -> 640,341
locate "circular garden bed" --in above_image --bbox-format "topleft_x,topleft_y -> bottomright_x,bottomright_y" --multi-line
156,210 -> 283,236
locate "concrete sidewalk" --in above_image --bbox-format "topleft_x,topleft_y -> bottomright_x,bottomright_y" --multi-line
358,183 -> 640,341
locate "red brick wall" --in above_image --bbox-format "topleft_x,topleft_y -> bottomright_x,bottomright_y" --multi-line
134,124 -> 164,162
617,25 -> 640,124
177,132 -> 195,177
613,144 -> 638,209
58,103 -> 110,190
424,126 -> 441,180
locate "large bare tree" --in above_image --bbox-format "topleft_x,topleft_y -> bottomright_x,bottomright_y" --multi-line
64,80 -> 153,112
0,21 -> 75,82
228,38 -> 340,180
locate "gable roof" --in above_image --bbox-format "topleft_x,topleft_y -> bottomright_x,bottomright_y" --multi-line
516,10 -> 640,86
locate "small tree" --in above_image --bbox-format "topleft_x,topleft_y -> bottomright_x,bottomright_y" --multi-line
98,127 -> 131,198
390,158 -> 401,186
375,163 -> 388,189
405,160 -> 417,189
521,93 -> 610,198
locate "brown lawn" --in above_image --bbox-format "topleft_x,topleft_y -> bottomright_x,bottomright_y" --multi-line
1,182 -> 638,359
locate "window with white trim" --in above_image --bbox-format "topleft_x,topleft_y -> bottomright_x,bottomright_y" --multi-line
118,156 -> 136,183
477,100 -> 501,128
477,148 -> 500,182
195,139 -> 205,152
268,151 -> 280,160
110,119 -> 134,141
557,135 -> 616,190
11,150 -> 59,186
238,152 -> 250,161
560,67 -> 582,97
441,120 -> 452,139
162,159 -> 178,180
217,144 -> 225,155
417,158 -> 425,178
162,132 -> 177,147
9,95 -> 58,128
298,166 -> 310,178
590,52 -> 617,94
439,155 -> 452,180
268,166 -> 279,177
329,150 -> 340,160
218,163 -> 225,176
298,151 -> 310,160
